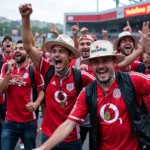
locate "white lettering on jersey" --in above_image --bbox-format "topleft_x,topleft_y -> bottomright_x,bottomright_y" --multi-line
100,103 -> 119,123
9,76 -> 26,86
54,90 -> 67,103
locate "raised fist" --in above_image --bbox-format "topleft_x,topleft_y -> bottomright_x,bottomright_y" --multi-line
41,33 -> 47,39
19,3 -> 33,17
71,23 -> 79,35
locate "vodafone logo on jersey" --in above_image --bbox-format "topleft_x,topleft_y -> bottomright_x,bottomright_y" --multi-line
54,90 -> 67,103
100,103 -> 121,124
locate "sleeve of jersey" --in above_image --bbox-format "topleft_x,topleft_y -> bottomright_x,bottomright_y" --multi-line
68,88 -> 88,124
130,72 -> 150,96
0,63 -> 7,79
34,68 -> 44,88
130,61 -> 141,72
81,70 -> 95,87
38,57 -> 51,78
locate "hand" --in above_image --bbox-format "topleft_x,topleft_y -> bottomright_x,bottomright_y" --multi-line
41,33 -> 46,39
138,21 -> 150,50
7,59 -> 16,75
26,102 -> 39,112
79,64 -> 88,71
71,23 -> 79,35
102,29 -> 107,40
123,20 -> 132,33
19,3 -> 33,17
50,24 -> 59,36
34,32 -> 39,39
80,27 -> 88,35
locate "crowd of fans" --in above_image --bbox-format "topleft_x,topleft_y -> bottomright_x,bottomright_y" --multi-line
0,3 -> 150,150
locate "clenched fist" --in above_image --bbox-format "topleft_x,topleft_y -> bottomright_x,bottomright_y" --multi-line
19,3 -> 33,17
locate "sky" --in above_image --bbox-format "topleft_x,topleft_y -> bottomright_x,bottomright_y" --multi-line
0,0 -> 133,24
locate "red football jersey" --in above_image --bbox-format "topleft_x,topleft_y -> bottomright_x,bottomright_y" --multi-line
0,63 -> 44,122
68,72 -> 150,150
130,61 -> 141,72
39,57 -> 95,142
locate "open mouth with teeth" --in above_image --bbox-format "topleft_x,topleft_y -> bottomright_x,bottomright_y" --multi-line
54,60 -> 62,69
6,45 -> 11,48
15,53 -> 21,58
97,69 -> 109,80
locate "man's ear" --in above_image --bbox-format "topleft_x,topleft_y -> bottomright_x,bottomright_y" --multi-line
113,57 -> 117,65
69,52 -> 74,60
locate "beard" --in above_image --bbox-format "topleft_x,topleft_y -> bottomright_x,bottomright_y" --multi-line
120,48 -> 133,56
15,55 -> 26,64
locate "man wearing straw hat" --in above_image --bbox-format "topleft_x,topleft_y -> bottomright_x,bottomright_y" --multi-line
19,3 -> 95,150
33,36 -> 150,150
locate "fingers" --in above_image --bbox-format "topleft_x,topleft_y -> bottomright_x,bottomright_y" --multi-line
26,102 -> 36,111
8,59 -> 16,67
77,22 -> 79,28
19,3 -> 33,16
127,20 -> 130,27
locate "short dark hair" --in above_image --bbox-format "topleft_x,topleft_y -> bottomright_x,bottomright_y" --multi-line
16,40 -> 23,45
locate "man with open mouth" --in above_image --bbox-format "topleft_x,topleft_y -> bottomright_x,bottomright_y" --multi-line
19,3 -> 95,150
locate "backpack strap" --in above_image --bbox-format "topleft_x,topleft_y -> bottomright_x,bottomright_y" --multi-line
44,65 -> 55,91
137,62 -> 146,74
0,54 -> 4,73
116,72 -> 140,118
29,65 -> 38,102
72,68 -> 82,95
85,80 -> 98,150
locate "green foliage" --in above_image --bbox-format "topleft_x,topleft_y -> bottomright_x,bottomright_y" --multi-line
0,22 -> 63,36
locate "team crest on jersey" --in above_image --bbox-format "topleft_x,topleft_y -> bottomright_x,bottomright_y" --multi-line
23,73 -> 29,78
113,88 -> 121,99
66,83 -> 74,91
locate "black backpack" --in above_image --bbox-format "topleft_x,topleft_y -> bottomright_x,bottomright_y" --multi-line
85,72 -> 150,150
44,66 -> 82,106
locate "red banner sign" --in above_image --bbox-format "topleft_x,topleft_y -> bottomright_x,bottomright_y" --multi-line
124,3 -> 150,17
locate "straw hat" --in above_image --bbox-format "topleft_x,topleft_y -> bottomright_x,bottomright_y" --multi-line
45,34 -> 81,59
81,40 -> 125,65
113,31 -> 138,51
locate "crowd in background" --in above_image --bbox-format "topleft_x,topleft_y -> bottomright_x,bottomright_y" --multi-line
0,3 -> 150,150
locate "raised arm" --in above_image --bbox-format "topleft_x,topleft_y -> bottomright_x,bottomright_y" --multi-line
118,21 -> 150,70
50,24 -> 59,37
41,33 -> 47,54
19,3 -> 41,68
71,23 -> 79,49
33,119 -> 77,150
